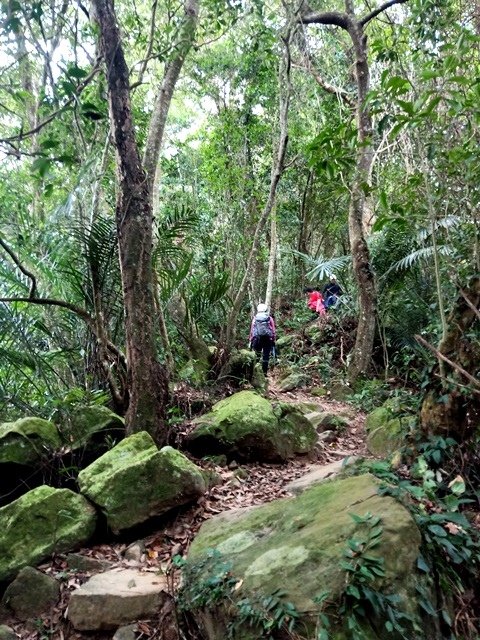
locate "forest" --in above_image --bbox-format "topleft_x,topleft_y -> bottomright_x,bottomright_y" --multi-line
0,0 -> 479,638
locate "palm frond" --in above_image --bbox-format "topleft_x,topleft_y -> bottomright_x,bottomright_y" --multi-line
417,215 -> 464,242
157,254 -> 194,301
306,255 -> 351,281
387,244 -> 453,275
187,270 -> 230,324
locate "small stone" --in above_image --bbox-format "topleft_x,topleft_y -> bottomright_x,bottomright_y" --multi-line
233,468 -> 249,480
124,542 -> 145,563
317,430 -> 337,443
113,624 -> 137,640
228,460 -> 239,470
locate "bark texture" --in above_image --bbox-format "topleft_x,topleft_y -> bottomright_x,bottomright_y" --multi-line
300,0 -> 408,382
420,277 -> 480,439
92,0 -> 169,443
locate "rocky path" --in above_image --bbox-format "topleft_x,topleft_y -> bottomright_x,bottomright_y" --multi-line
5,379 -> 368,640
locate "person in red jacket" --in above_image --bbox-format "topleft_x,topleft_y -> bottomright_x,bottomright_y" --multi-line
249,303 -> 276,375
304,287 -> 326,316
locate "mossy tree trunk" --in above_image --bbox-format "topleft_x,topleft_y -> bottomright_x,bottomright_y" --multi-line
420,277 -> 480,439
92,0 -> 169,444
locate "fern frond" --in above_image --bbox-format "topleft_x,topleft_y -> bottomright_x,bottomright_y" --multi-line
387,244 -> 453,274
306,255 -> 351,281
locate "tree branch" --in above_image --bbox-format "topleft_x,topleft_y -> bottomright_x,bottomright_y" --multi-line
300,10 -> 350,29
415,334 -> 480,390
0,237 -> 37,298
292,59 -> 354,106
459,288 -> 480,323
360,0 -> 409,26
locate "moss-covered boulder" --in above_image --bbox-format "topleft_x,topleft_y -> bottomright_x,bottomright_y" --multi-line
2,566 -> 60,620
185,391 -> 316,462
78,432 -> 206,533
365,406 -> 391,432
367,419 -> 404,457
275,334 -> 295,348
304,411 -> 349,433
0,417 -> 61,466
62,406 -> 124,450
0,486 -> 96,582
185,474 -> 424,639
328,382 -> 352,401
277,372 -> 307,392
365,404 -> 408,457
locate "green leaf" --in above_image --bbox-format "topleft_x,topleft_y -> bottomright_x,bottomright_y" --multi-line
416,555 -> 430,573
31,157 -> 51,178
427,524 -> 447,537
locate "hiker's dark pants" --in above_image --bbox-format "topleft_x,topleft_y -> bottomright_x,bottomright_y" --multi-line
252,336 -> 273,374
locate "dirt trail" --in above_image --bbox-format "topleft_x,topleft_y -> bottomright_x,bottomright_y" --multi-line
6,378 -> 368,640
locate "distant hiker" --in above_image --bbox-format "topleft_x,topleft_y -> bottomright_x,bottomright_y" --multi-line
304,287 -> 326,316
249,303 -> 276,375
322,275 -> 343,309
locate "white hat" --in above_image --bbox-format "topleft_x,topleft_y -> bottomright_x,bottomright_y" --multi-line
257,303 -> 268,313
330,274 -> 337,280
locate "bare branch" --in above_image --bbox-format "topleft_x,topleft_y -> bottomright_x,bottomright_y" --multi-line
133,0 -> 158,89
0,237 -> 37,298
292,59 -> 354,106
415,334 -> 480,390
360,0 -> 409,27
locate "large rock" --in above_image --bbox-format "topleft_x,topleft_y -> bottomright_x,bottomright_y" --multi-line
185,391 -> 316,462
62,405 -> 125,450
186,474 -> 424,639
365,405 -> 406,456
277,372 -> 307,392
2,566 -> 60,620
304,411 -> 349,433
0,417 -> 61,465
78,432 -> 206,533
68,569 -> 170,630
0,486 -> 96,582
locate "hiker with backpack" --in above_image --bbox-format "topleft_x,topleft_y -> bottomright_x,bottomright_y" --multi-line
304,286 -> 326,316
249,303 -> 276,375
322,275 -> 343,309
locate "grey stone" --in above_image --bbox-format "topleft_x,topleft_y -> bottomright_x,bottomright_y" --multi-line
124,542 -> 145,563
317,430 -> 337,443
67,553 -> 113,573
284,458 -> 358,495
2,567 -> 60,621
68,569 -> 170,630
113,624 -> 137,640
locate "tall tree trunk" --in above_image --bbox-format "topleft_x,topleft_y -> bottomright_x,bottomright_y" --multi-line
265,213 -> 277,309
142,0 -> 200,370
300,0 -> 408,382
345,17 -> 377,383
92,0 -> 169,444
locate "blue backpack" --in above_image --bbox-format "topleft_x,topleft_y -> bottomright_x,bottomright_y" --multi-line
254,312 -> 273,338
